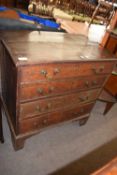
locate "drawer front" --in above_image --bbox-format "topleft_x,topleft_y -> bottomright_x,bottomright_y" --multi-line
19,75 -> 107,102
19,102 -> 94,134
19,61 -> 115,83
19,89 -> 100,119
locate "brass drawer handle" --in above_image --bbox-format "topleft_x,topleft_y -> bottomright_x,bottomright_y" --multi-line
92,80 -> 97,85
37,88 -> 43,94
43,119 -> 48,125
36,105 -> 41,112
79,96 -> 88,102
92,67 -> 98,74
47,103 -> 52,109
85,81 -> 89,87
49,87 -> 55,92
54,68 -> 60,75
100,66 -> 104,71
40,70 -> 47,77
92,66 -> 104,74
74,108 -> 84,115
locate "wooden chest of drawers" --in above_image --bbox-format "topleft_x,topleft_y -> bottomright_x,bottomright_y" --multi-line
92,157 -> 117,175
0,31 -> 116,150
105,32 -> 117,57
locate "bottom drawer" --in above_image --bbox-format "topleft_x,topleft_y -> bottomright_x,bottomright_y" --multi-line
18,102 -> 94,134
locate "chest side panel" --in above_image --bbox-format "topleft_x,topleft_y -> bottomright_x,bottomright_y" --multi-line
1,43 -> 17,130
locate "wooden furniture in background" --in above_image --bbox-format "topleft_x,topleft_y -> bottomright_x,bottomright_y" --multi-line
89,0 -> 115,27
99,10 -> 117,115
14,0 -> 29,9
0,31 -> 116,150
92,157 -> 117,175
105,31 -> 117,56
28,0 -> 97,19
0,0 -> 29,8
101,10 -> 117,48
99,73 -> 117,115
0,0 -> 16,7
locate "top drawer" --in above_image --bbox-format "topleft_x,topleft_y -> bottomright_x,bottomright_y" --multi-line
19,61 -> 115,83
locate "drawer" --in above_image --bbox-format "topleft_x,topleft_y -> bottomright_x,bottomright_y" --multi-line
19,89 -> 100,119
19,102 -> 94,134
19,75 -> 107,102
19,61 -> 115,83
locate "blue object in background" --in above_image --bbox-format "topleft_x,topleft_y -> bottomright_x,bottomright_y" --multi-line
0,6 -> 60,29
0,17 -> 62,32
0,17 -> 38,30
0,6 -> 8,11
18,12 -> 60,29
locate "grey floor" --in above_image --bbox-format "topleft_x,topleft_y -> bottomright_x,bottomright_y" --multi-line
0,101 -> 117,175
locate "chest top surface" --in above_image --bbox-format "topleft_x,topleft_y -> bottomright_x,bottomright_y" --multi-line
0,30 -> 116,66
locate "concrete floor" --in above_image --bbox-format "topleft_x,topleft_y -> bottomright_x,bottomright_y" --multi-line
0,101 -> 117,175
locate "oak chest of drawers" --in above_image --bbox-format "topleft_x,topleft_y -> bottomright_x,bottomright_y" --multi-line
0,31 -> 116,150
